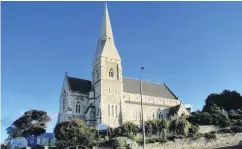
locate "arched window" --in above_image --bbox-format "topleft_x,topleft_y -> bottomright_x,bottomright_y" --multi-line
108,105 -> 110,117
109,68 -> 114,78
76,103 -> 81,113
112,105 -> 114,117
158,112 -> 163,119
109,87 -> 111,94
115,105 -> 118,118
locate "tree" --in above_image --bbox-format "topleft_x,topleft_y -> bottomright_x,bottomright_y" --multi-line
188,109 -> 230,127
6,125 -> 21,138
1,144 -> 8,149
188,111 -> 213,125
156,119 -> 170,139
144,121 -> 153,136
121,121 -> 139,136
7,110 -> 51,139
88,126 -> 98,139
229,109 -> 242,120
170,116 -> 191,136
54,119 -> 96,148
211,112 -> 230,127
203,90 -> 242,112
113,126 -> 122,137
202,102 -> 222,113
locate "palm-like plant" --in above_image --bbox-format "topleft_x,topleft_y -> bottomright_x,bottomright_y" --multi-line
145,121 -> 153,136
153,119 -> 170,139
171,115 -> 191,136
121,121 -> 139,136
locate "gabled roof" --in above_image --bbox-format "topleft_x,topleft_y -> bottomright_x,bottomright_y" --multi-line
65,75 -> 178,100
66,76 -> 92,94
123,77 -> 178,100
169,104 -> 181,116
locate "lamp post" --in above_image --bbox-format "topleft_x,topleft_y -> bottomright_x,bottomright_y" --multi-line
140,66 -> 145,149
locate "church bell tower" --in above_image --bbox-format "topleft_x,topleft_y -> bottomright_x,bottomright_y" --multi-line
92,4 -> 123,127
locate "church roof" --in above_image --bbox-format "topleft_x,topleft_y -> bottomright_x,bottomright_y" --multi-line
123,77 -> 178,100
66,76 -> 178,99
67,76 -> 92,94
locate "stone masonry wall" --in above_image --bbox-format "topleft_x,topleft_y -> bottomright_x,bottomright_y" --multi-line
135,133 -> 242,149
199,125 -> 222,134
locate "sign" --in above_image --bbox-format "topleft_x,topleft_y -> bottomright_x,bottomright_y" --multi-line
97,123 -> 108,131
11,137 -> 27,149
27,136 -> 37,148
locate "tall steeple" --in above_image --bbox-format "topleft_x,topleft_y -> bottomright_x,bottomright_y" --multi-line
100,3 -> 113,40
93,3 -> 121,63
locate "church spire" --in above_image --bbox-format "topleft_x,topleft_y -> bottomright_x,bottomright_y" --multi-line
93,3 -> 121,63
100,2 -> 113,40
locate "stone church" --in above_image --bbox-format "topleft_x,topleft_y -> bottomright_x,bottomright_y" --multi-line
57,4 -> 190,128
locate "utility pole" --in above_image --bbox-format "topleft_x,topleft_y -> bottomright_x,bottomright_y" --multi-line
140,66 -> 145,149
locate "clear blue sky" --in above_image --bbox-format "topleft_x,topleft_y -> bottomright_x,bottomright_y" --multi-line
1,2 -> 242,142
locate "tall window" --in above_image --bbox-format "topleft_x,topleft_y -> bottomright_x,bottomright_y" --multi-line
109,68 -> 114,78
76,103 -> 81,113
112,105 -> 114,117
108,105 -> 110,117
158,112 -> 163,119
115,105 -> 118,118
109,87 -> 111,94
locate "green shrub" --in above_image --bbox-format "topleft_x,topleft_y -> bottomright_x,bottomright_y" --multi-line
231,126 -> 242,133
204,132 -> 217,140
146,138 -> 157,143
189,124 -> 199,135
99,139 -> 112,147
146,137 -> 165,144
234,120 -> 242,126
1,144 -> 9,149
167,135 -> 184,141
190,133 -> 204,140
110,137 -> 138,148
213,113 -> 230,128
113,137 -> 126,148
129,134 -> 142,143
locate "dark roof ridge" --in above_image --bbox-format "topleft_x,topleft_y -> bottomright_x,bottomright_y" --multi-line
123,77 -> 165,86
66,75 -> 92,94
164,82 -> 178,100
67,75 -> 91,82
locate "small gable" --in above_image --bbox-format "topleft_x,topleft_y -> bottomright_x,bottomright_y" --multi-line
67,76 -> 92,94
